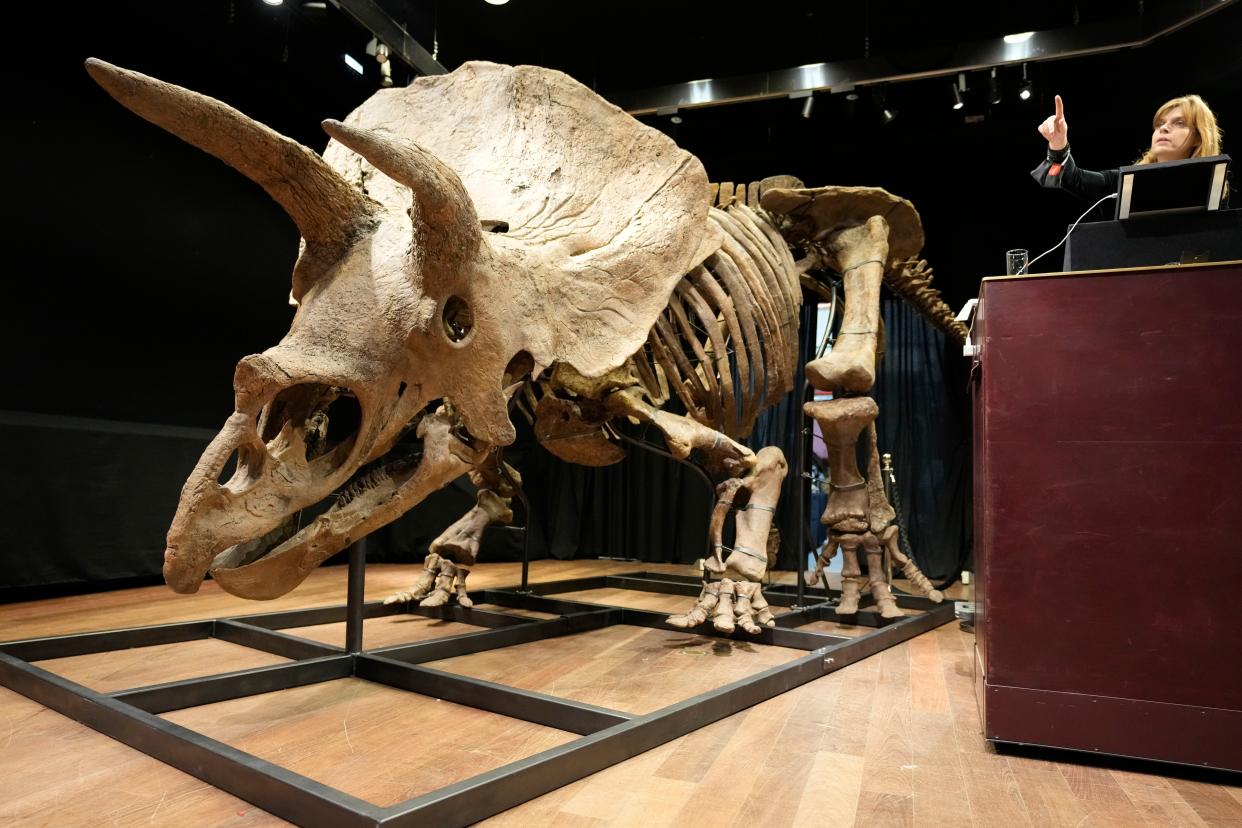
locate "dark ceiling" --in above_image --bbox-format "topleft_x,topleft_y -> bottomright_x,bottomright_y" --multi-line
389,0 -> 1143,92
5,0 -> 1241,426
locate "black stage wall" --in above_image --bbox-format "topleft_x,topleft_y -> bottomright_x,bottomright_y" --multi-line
4,2 -> 1239,594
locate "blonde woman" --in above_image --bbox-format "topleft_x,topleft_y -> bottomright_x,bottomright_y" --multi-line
1032,93 -> 1224,201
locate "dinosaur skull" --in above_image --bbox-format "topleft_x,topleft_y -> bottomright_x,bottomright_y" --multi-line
87,59 -> 712,598
87,60 -> 526,596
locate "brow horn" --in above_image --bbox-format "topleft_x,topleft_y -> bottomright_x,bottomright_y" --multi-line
321,119 -> 481,253
85,58 -> 378,253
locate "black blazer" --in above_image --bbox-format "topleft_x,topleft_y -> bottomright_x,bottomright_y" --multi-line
1031,145 -> 1118,202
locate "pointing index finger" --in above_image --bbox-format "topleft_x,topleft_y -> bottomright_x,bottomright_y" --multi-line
1054,94 -> 1064,120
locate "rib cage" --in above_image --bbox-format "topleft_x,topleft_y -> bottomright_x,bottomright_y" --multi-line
628,200 -> 802,439
516,175 -> 964,442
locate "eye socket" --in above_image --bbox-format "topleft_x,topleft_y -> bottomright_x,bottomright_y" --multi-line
442,295 -> 474,343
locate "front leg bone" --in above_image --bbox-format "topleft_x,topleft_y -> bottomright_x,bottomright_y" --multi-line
385,469 -> 514,607
663,446 -> 787,634
429,489 -> 513,565
605,388 -> 755,475
706,478 -> 746,576
720,446 -> 788,583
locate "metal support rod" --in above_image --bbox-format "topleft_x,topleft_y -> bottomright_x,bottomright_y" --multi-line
881,451 -> 895,587
345,536 -> 367,654
794,381 -> 812,610
494,449 -> 532,593
515,484 -> 532,592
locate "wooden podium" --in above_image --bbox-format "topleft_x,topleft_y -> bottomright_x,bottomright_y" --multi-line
971,259 -> 1242,772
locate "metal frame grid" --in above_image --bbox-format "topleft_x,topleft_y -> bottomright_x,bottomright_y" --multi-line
0,543 -> 953,827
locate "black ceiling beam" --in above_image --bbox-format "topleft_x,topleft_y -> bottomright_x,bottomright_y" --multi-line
328,0 -> 445,76
607,0 -> 1237,115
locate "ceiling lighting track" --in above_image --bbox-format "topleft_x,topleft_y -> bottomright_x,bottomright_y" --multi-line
328,0 -> 446,76
608,0 -> 1235,115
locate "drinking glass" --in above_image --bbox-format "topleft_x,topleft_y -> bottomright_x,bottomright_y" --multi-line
1005,248 -> 1029,275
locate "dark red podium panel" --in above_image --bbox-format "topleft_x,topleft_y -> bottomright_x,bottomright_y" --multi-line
972,260 -> 1242,772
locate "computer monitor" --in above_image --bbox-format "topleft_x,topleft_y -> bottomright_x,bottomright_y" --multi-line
1116,154 -> 1230,220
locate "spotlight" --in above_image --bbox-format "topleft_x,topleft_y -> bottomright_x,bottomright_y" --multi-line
262,0 -> 283,5
670,115 -> 683,125
1018,64 -> 1032,101
952,72 -> 968,110
1003,31 -> 1034,44
988,67 -> 1002,105
344,54 -> 365,75
845,91 -> 859,101
483,0 -> 510,4
801,95 -> 815,119
876,90 -> 897,124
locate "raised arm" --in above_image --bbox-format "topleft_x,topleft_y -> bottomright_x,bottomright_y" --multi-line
1037,94 -> 1068,151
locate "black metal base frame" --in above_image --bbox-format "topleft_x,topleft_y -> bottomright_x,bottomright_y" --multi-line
0,549 -> 953,827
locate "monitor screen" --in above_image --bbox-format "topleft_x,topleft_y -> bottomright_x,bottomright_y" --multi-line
1116,154 -> 1230,220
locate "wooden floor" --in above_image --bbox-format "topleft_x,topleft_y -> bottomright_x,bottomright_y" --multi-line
2,560 -> 1239,826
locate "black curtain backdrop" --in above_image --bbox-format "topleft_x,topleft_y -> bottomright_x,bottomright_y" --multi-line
875,298 -> 974,581
0,412 -> 211,599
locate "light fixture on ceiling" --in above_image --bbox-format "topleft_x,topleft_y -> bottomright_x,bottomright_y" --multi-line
365,38 -> 394,88
1003,31 -> 1034,44
262,0 -> 284,6
876,90 -> 897,125
801,95 -> 815,119
1018,64 -> 1032,100
988,67 -> 1002,105
484,0 -> 510,5
376,43 -> 393,88
670,115 -> 683,124
344,54 -> 365,75
951,73 -> 966,110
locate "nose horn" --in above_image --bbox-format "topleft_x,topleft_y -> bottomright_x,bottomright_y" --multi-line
234,354 -> 293,407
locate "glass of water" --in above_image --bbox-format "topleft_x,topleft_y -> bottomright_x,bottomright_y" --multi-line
1006,249 -> 1029,275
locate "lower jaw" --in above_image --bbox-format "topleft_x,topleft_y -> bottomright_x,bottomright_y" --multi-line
206,470 -> 409,600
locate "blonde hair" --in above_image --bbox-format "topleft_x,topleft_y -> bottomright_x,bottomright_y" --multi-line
1135,94 -> 1222,164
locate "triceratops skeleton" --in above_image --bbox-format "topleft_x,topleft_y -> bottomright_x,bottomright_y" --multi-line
86,58 -> 954,629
